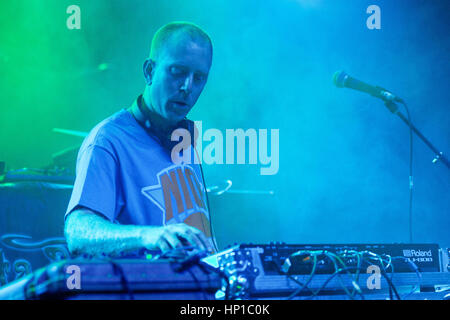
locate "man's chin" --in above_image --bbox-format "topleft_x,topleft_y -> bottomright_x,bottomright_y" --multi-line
165,113 -> 186,127
166,103 -> 190,122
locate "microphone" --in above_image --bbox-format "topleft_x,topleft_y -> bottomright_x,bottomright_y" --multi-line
333,71 -> 404,103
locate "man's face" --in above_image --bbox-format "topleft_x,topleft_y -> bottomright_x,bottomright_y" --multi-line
147,36 -> 212,125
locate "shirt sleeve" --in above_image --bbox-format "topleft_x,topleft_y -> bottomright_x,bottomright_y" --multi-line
65,143 -> 122,222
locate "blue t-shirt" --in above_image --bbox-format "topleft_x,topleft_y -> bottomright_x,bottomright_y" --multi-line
66,102 -> 213,246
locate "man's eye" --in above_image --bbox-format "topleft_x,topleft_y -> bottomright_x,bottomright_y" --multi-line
170,66 -> 185,75
194,74 -> 205,82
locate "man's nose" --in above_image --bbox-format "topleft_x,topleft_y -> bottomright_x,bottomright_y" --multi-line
180,74 -> 193,94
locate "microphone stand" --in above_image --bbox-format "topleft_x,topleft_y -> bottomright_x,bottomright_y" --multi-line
384,101 -> 450,169
384,101 -> 448,244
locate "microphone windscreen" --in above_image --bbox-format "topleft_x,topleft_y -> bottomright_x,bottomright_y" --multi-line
333,71 -> 348,88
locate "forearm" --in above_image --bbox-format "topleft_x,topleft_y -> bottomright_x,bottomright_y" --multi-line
64,209 -> 158,257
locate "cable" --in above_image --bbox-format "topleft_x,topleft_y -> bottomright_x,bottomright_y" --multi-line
391,256 -> 422,299
161,250 -> 217,300
278,249 -> 417,300
108,260 -> 134,300
292,250 -> 404,300
362,252 -> 395,299
272,258 -> 316,296
197,151 -> 220,253
186,268 -> 210,300
282,250 -> 362,300
380,254 -> 395,300
158,246 -> 198,260
324,251 -> 360,299
285,253 -> 318,300
346,250 -> 363,298
303,266 -> 367,300
361,253 -> 401,300
400,101 -> 414,243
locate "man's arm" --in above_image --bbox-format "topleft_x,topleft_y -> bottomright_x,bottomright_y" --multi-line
64,208 -> 211,257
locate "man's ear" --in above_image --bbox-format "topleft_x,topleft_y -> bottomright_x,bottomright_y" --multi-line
143,59 -> 155,85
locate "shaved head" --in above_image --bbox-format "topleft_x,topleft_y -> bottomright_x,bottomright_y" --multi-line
150,22 -> 213,63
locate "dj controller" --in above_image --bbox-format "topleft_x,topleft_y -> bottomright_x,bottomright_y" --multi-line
0,243 -> 449,300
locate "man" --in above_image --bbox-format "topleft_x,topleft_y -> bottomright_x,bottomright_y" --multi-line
64,22 -> 216,257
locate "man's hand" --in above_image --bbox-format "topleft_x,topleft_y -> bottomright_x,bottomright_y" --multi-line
64,209 -> 214,257
142,223 -> 213,254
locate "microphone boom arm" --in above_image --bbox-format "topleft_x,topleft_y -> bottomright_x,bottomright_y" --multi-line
384,101 -> 450,170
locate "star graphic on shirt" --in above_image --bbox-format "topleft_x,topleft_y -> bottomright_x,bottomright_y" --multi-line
141,183 -> 165,213
140,164 -> 209,227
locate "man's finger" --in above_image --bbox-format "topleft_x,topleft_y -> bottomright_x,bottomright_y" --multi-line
183,226 -> 211,252
172,227 -> 204,250
156,237 -> 171,253
171,224 -> 206,251
162,230 -> 184,250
